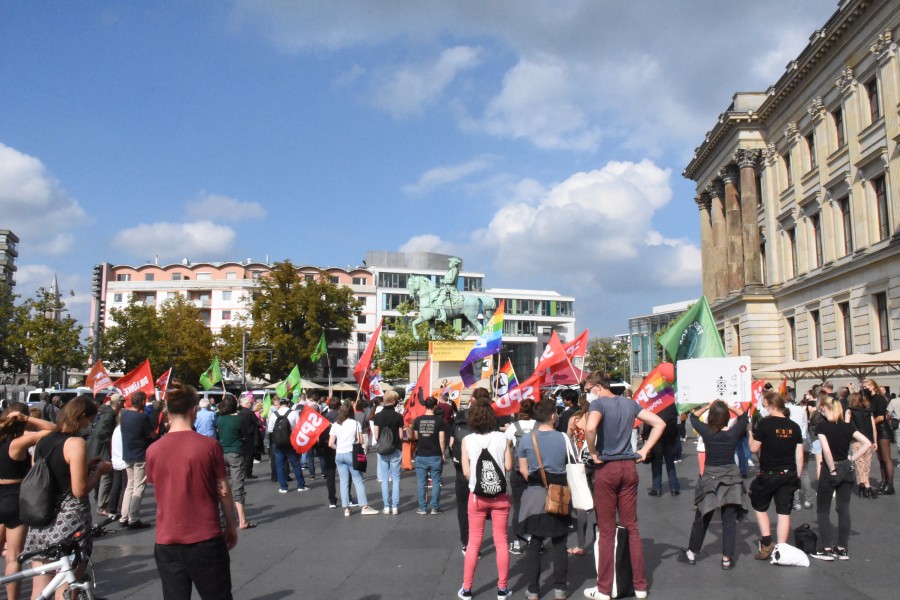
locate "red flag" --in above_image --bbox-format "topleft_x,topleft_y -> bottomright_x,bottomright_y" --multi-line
533,331 -> 569,381
156,368 -> 172,399
290,406 -> 331,454
777,377 -> 788,397
113,360 -> 155,407
745,379 -> 767,417
85,360 -> 112,394
404,356 -> 432,426
353,319 -> 383,398
492,373 -> 541,418
541,329 -> 589,385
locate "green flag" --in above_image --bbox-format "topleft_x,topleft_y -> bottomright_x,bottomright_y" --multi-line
658,296 -> 725,362
311,333 -> 327,363
199,356 -> 222,391
261,394 -> 272,419
275,365 -> 302,400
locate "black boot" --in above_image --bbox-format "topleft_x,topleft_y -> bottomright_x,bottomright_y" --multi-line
882,484 -> 895,496
857,485 -> 866,497
868,486 -> 878,498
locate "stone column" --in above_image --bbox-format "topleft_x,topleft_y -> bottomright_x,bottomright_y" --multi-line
736,149 -> 763,286
720,167 -> 744,294
695,195 -> 714,299
707,181 -> 727,300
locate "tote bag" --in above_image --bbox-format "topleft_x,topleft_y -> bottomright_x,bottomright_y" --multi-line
565,435 -> 594,511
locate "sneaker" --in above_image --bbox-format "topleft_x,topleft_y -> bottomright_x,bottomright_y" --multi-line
803,500 -> 813,509
554,588 -> 568,600
417,509 -> 428,515
462,546 -> 467,556
344,508 -> 352,517
583,588 -> 610,600
810,548 -> 835,561
296,486 -> 309,493
755,541 -> 775,560
792,501 -> 802,512
457,588 -> 472,599
329,503 -> 337,509
360,506 -> 379,515
126,520 -> 152,530
509,540 -> 523,555
498,588 -> 512,599
278,489 -> 288,494
383,507 -> 391,515
349,501 -> 359,507
431,508 -> 443,515
834,547 -> 849,560
635,592 -> 648,599
391,507 -> 399,515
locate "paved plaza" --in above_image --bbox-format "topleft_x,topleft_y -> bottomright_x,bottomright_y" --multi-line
87,441 -> 897,599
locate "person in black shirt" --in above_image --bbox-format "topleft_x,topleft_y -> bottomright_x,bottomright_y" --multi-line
811,395 -> 872,561
646,404 -> 680,497
555,389 -> 579,435
413,397 -> 445,514
748,392 -> 802,561
682,400 -> 749,569
862,378 -> 894,495
845,392 -> 877,497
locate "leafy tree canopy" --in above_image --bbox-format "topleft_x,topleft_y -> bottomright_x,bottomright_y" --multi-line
375,301 -> 460,382
584,336 -> 630,382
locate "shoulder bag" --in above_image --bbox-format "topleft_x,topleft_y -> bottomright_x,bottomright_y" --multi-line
532,430 -> 570,516
565,434 -> 594,510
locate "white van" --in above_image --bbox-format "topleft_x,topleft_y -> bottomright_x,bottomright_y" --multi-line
25,388 -> 112,408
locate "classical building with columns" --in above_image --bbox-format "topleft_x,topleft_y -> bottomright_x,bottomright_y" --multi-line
684,0 -> 899,377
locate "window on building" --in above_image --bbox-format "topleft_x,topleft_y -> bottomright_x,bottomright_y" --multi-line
222,310 -> 232,321
760,240 -> 767,286
787,316 -> 798,361
873,175 -> 890,241
116,274 -> 131,282
167,292 -> 177,299
226,271 -> 237,280
461,276 -> 483,292
222,291 -> 232,301
378,272 -> 409,289
304,273 -> 315,281
756,171 -> 763,208
196,272 -> 211,281
838,301 -> 852,355
866,78 -> 881,123
733,323 -> 741,356
251,271 -> 263,280
783,152 -> 792,187
832,107 -> 845,148
810,310 -> 822,358
330,276 -> 340,284
172,273 -> 182,281
352,277 -> 367,286
839,197 -> 853,255
113,293 -> 123,303
805,133 -> 816,170
381,293 -> 409,311
811,213 -> 823,268
874,292 -> 891,351
144,273 -> 155,281
356,332 -> 368,344
357,314 -> 366,324
787,227 -> 798,278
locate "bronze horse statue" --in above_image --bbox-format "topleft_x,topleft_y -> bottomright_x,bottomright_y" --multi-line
406,275 -> 497,340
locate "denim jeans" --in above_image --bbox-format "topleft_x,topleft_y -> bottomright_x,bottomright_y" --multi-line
272,445 -> 306,491
377,450 -> 402,508
735,435 -> 751,476
415,454 -> 442,511
335,452 -> 368,508
651,441 -> 679,492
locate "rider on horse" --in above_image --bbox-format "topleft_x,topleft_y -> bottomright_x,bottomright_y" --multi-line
436,257 -> 462,321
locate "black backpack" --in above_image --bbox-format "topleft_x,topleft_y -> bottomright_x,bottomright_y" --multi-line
271,411 -> 292,450
19,437 -> 66,526
376,426 -> 395,455
473,443 -> 507,498
451,414 -> 472,465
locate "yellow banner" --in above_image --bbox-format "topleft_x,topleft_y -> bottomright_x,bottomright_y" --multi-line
429,340 -> 475,362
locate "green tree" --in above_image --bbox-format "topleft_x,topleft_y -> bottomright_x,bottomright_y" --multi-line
247,261 -> 361,381
8,287 -> 86,386
157,295 -> 214,385
0,284 -> 28,377
584,336 -> 630,382
376,301 -> 460,381
102,296 -> 164,373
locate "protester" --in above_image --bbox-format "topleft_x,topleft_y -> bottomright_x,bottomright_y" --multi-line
887,393 -> 900,458
0,403 -> 55,600
24,397 -> 112,598
119,391 -> 156,529
748,391 -> 803,560
413,396 -> 446,515
107,417 -> 127,520
193,398 -> 217,438
556,389 -> 579,435
329,402 -> 377,516
216,395 -> 254,529
681,400 -> 749,570
785,393 -> 812,510
319,397 -> 340,508
89,393 -> 123,517
810,395 -> 872,561
583,371 -> 664,600
516,398 -> 572,600
266,398 -> 309,493
647,403 -> 680,497
458,397 -> 513,600
863,378 -> 893,495
238,393 -> 260,480
505,398 -> 535,554
566,394 -> 593,556
845,392 -> 877,497
373,391 -> 404,514
451,388 -> 488,553
147,384 -> 238,599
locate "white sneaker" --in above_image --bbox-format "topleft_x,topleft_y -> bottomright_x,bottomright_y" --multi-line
360,506 -> 379,515
383,507 -> 391,515
583,588 -> 610,600
344,508 -> 351,517
391,507 -> 399,515
635,592 -> 648,599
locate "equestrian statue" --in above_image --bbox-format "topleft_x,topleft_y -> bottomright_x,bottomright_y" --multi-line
406,257 -> 497,340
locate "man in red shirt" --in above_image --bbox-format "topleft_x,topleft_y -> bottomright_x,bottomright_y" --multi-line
147,384 -> 238,599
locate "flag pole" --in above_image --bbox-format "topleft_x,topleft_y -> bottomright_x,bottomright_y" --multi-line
326,350 -> 333,398
491,352 -> 497,402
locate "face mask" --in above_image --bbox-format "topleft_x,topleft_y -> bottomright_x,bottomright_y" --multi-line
78,425 -> 92,437
586,392 -> 599,403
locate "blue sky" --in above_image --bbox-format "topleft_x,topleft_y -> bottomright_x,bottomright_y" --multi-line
0,1 -> 837,336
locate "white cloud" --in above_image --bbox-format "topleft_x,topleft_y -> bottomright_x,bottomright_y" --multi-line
403,156 -> 494,196
0,142 -> 86,255
111,221 -> 237,261
399,234 -> 459,255
371,46 -> 481,118
186,192 -> 266,221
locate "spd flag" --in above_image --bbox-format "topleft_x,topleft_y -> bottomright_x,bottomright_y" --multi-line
404,357 -> 432,426
491,373 -> 541,418
633,362 -> 675,426
533,331 -> 568,380
290,405 -> 330,454
113,360 -> 155,406
85,360 -> 112,394
155,368 -> 172,398
541,330 -> 589,385
353,319 -> 383,398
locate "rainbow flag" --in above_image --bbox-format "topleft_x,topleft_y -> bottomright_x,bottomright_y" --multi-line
460,300 -> 505,387
634,362 -> 676,421
495,358 -> 518,396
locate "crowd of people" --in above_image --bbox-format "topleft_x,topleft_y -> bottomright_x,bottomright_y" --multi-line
0,372 -> 895,599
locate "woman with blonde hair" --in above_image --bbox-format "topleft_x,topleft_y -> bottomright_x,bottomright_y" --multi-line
810,395 -> 872,560
845,392 -> 877,497
862,378 -> 893,495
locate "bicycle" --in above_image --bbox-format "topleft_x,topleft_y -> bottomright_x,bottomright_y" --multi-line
0,523 -> 107,599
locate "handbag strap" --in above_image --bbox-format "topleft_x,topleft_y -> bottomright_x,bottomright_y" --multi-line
531,430 -> 549,488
